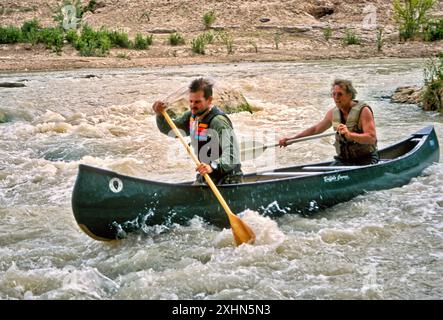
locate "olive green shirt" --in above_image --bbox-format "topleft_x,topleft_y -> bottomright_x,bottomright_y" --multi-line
156,110 -> 241,174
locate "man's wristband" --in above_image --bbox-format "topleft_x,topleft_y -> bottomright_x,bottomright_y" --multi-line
210,161 -> 218,171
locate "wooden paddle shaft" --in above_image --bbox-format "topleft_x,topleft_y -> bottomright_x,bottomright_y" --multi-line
160,110 -> 237,219
241,131 -> 336,160
271,131 -> 336,148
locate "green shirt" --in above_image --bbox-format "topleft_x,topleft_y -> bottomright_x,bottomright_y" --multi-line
156,109 -> 242,175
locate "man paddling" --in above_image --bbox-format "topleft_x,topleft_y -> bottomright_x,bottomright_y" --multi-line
152,77 -> 244,184
279,79 -> 379,165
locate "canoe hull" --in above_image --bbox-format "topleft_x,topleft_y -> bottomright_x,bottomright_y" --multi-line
72,126 -> 440,240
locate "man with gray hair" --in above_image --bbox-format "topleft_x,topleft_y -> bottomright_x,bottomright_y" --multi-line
152,77 -> 243,184
279,79 -> 379,165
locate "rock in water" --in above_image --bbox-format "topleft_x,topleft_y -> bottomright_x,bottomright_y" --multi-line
0,110 -> 6,123
0,82 -> 26,88
166,87 -> 262,117
391,86 -> 422,104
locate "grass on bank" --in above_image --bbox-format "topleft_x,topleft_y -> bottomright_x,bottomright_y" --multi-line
423,54 -> 443,112
0,18 -> 64,53
218,31 -> 234,54
190,30 -> 237,55
376,28 -> 384,52
343,29 -> 361,45
0,18 -> 154,56
323,26 -> 333,41
393,0 -> 436,41
203,10 -> 216,30
424,19 -> 443,42
393,0 -> 443,42
168,33 -> 185,46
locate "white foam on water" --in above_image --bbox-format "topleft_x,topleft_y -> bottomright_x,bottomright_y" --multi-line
79,155 -> 148,177
35,122 -> 72,134
33,110 -> 66,124
1,60 -> 442,299
213,209 -> 286,248
58,267 -> 119,299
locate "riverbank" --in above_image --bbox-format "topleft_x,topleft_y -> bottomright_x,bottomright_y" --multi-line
1,0 -> 443,73
1,38 -> 442,73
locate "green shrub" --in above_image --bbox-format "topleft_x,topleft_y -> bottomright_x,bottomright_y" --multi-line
190,31 -> 224,54
75,25 -> 111,56
168,33 -> 185,46
424,18 -> 443,41
65,29 -> 78,44
191,35 -> 206,54
393,0 -> 437,40
224,37 -> 234,54
422,55 -> 443,111
133,33 -> 149,50
376,28 -> 384,52
203,10 -> 216,29
37,27 -> 64,53
202,31 -> 214,44
1,19 -> 65,53
107,30 -> 131,48
26,30 -> 40,45
21,18 -> 41,34
218,31 -> 234,54
323,26 -> 333,41
0,26 -> 22,44
20,18 -> 42,43
343,29 -> 361,45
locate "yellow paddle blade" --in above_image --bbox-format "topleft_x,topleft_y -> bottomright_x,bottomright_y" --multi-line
228,214 -> 256,245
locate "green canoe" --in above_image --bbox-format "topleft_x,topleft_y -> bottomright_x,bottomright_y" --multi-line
72,125 -> 440,241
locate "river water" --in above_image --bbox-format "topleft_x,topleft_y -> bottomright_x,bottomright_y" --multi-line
0,58 -> 442,300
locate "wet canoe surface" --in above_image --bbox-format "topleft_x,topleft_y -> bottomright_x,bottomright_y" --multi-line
72,125 -> 440,241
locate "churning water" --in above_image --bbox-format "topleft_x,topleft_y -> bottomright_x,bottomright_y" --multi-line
1,58 -> 442,299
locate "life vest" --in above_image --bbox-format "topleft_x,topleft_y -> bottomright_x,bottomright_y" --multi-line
188,106 -> 242,183
332,101 -> 378,162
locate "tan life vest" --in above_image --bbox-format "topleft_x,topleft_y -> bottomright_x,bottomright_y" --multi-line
332,101 -> 377,161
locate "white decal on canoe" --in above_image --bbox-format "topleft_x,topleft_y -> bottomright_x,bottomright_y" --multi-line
109,177 -> 123,193
324,174 -> 350,183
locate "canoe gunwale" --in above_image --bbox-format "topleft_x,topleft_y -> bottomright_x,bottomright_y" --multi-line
76,125 -> 435,187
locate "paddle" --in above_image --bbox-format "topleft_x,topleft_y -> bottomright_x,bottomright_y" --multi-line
241,131 -> 336,160
160,109 -> 256,246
